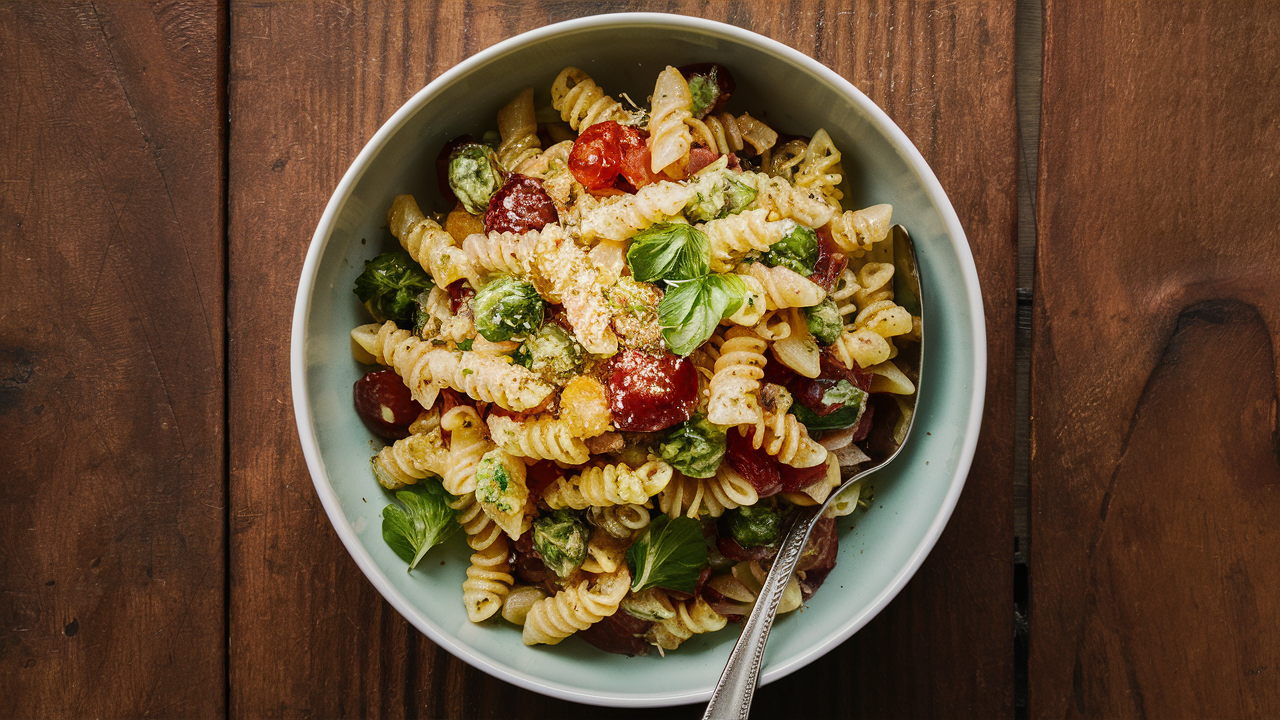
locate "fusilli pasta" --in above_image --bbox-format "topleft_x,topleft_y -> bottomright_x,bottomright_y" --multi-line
522,567 -> 631,646
551,67 -> 630,132
738,262 -> 826,310
647,66 -> 694,174
543,460 -> 674,509
706,326 -> 766,427
702,208 -> 795,272
496,87 -> 542,172
387,194 -> 478,288
487,413 -> 590,465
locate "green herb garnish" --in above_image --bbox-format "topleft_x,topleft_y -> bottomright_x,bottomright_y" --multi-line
354,251 -> 434,326
657,274 -> 747,355
381,478 -> 459,571
792,380 -> 868,431
626,223 -> 710,283
626,514 -> 709,593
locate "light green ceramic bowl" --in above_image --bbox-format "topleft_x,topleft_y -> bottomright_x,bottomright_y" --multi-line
292,13 -> 985,707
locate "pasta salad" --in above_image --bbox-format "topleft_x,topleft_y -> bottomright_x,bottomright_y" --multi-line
348,63 -> 920,655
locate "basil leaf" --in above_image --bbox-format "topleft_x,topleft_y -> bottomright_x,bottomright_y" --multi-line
381,478 -> 459,571
626,514 -> 709,593
658,274 -> 748,356
626,223 -> 710,282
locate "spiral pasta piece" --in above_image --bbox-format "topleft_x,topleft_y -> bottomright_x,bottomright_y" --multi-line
737,172 -> 834,229
496,87 -> 542,173
387,194 -> 478,288
700,111 -> 745,155
522,567 -> 631,646
744,408 -> 828,468
417,285 -> 474,344
575,181 -> 694,242
647,66 -> 694,174
487,414 -> 590,465
352,321 -> 554,412
739,262 -> 827,310
828,203 -> 893,257
794,128 -> 844,208
543,460 -> 674,509
587,504 -> 651,539
706,326 -> 766,427
581,527 -> 629,574
830,292 -> 914,371
440,406 -> 492,496
735,112 -> 779,156
702,208 -> 795,272
551,67 -> 630,132
451,491 -> 514,623
658,466 -> 758,519
461,226 -> 560,279
647,594 -> 728,651
372,428 -> 448,490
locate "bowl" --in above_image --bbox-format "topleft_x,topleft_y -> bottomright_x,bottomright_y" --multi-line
291,12 -> 985,708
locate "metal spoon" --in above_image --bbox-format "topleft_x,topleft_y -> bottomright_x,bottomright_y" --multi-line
703,224 -> 924,720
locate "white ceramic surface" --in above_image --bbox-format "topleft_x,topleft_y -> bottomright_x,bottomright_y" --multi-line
292,12 -> 986,707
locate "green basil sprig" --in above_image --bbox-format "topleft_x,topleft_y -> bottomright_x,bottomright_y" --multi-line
626,223 -> 710,283
626,514 -> 709,594
381,478 -> 459,571
657,274 -> 748,356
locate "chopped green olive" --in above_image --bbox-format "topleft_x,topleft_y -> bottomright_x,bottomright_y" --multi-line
725,503 -> 781,548
804,297 -> 843,345
533,510 -> 590,578
448,143 -> 506,215
656,413 -> 727,478
470,276 -> 544,342
512,323 -> 584,383
353,251 -> 434,326
761,223 -> 819,276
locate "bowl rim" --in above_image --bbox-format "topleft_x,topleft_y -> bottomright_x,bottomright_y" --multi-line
291,11 -> 987,708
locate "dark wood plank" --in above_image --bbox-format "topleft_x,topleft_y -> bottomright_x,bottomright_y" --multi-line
0,2 -> 226,718
227,2 -> 1016,717
1031,2 -> 1280,717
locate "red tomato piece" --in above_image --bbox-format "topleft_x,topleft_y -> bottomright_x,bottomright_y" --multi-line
809,227 -> 848,292
850,401 -> 875,442
616,125 -> 659,189
569,121 -> 624,190
724,430 -> 783,497
604,349 -> 698,432
445,280 -> 475,314
525,460 -> 563,501
685,145 -> 720,175
353,369 -> 424,440
780,460 -> 831,493
484,174 -> 559,234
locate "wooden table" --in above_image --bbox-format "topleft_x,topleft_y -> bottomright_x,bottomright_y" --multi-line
3,1 -> 1277,717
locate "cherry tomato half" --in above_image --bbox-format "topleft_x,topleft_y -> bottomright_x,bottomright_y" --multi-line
569,122 -> 624,191
604,349 -> 698,432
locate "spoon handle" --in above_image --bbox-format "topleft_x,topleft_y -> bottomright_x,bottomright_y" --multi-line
703,507 -> 821,720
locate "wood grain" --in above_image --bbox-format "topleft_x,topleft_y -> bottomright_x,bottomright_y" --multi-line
227,1 -> 1016,717
0,2 -> 226,718
1031,2 -> 1280,717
